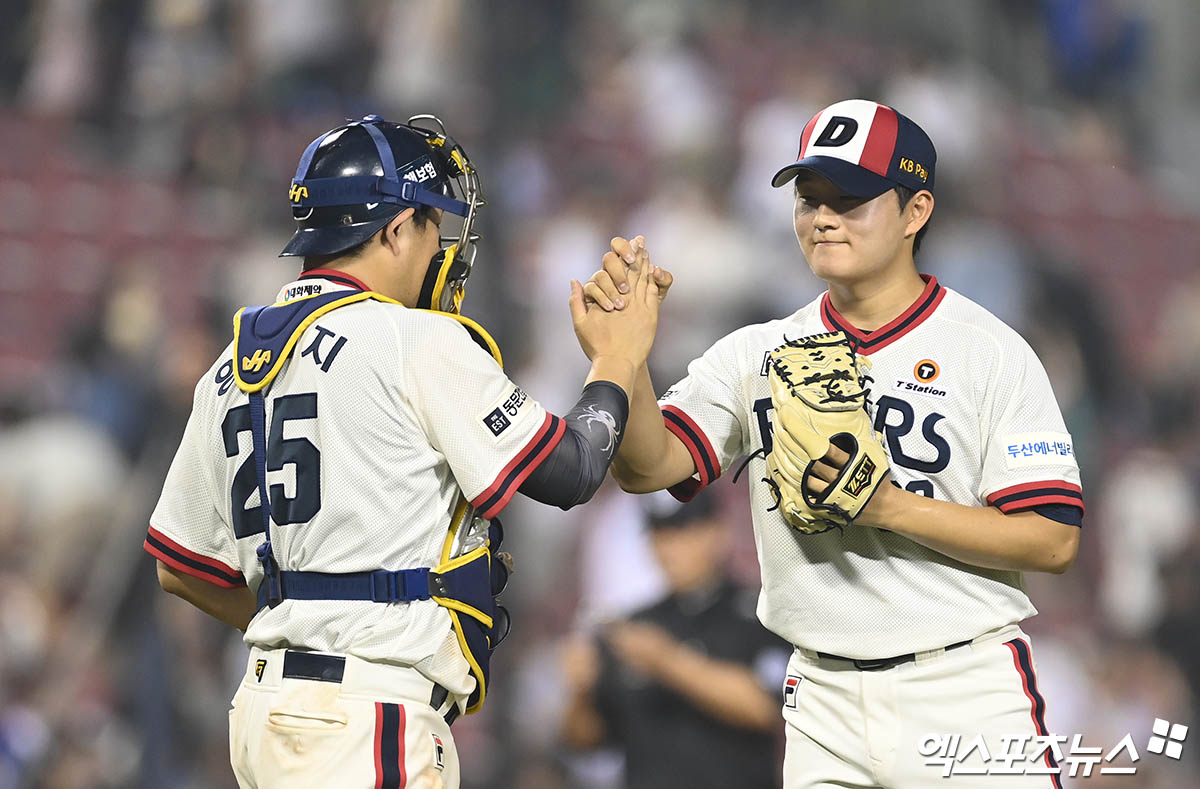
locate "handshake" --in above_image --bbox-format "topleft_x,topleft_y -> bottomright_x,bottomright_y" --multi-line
568,235 -> 673,374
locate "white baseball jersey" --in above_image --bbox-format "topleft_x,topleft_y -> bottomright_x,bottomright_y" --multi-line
145,272 -> 565,694
659,275 -> 1083,659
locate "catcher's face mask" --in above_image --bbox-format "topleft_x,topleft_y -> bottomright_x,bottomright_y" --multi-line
408,115 -> 485,315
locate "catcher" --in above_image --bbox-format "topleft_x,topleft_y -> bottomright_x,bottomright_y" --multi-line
582,100 -> 1081,788
145,114 -> 662,788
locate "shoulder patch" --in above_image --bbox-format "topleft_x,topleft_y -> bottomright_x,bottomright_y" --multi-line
479,386 -> 528,438
483,408 -> 511,436
1001,432 -> 1075,468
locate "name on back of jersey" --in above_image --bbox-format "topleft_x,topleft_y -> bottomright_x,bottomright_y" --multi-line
212,322 -> 349,397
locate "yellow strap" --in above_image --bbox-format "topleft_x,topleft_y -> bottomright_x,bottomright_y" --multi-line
429,244 -> 458,313
436,543 -> 489,573
446,609 -> 488,714
440,497 -> 471,563
432,596 -> 493,630
431,543 -> 494,628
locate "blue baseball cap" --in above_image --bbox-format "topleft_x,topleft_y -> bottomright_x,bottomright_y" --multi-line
771,99 -> 936,197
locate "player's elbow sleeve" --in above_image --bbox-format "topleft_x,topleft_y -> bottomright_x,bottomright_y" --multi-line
518,381 -> 629,509
518,424 -> 611,508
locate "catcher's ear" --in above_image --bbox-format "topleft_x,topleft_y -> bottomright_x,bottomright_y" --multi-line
381,208 -> 416,255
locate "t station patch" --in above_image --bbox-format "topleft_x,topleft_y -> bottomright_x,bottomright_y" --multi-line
914,359 -> 940,383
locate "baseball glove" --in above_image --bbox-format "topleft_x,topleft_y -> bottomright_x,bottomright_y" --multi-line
765,331 -> 889,534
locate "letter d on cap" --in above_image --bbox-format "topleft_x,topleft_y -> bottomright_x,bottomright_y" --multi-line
813,117 -> 859,148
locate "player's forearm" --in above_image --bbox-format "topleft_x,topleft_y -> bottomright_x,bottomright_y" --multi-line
610,363 -> 675,491
157,561 -> 258,631
651,643 -> 779,731
863,488 -> 1080,574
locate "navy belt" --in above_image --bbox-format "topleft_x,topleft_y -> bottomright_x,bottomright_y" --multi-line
282,650 -> 345,683
282,650 -> 461,726
256,568 -> 448,610
816,639 -> 973,671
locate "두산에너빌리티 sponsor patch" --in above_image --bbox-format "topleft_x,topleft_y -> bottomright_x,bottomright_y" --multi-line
1001,432 -> 1075,469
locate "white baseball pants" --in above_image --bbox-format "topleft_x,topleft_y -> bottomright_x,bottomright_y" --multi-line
782,625 -> 1064,788
228,647 -> 461,789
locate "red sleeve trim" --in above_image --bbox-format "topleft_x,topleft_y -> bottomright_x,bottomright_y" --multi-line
661,405 -> 721,487
994,494 -> 1085,513
145,526 -> 245,588
986,480 -> 1085,515
471,413 -> 566,519
988,480 -> 1082,499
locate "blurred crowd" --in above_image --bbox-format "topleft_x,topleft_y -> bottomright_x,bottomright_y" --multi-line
1,0 -> 1199,787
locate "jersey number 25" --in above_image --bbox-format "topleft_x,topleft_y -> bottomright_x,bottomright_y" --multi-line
221,393 -> 322,538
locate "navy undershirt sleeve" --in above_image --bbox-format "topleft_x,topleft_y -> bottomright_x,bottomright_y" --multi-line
1031,503 -> 1083,526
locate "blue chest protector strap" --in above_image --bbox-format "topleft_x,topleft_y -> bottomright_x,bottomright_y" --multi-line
249,391 -> 284,607
255,567 -> 433,609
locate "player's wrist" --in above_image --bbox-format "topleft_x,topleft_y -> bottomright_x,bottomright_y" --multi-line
858,478 -> 904,529
587,354 -> 637,386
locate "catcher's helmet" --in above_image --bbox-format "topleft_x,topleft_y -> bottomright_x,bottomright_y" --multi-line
281,114 -> 484,313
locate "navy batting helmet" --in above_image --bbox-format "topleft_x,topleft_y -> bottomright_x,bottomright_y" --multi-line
281,114 -> 484,314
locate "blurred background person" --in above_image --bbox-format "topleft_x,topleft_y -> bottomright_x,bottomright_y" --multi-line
0,1 -> 1198,786
560,489 -> 790,789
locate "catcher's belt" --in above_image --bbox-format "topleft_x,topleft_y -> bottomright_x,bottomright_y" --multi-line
275,649 -> 466,725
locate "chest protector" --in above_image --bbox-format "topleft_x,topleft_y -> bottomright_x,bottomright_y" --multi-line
233,290 -> 509,714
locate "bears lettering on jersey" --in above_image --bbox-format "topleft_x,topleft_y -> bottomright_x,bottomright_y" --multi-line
872,395 -> 951,474
750,394 -> 951,478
